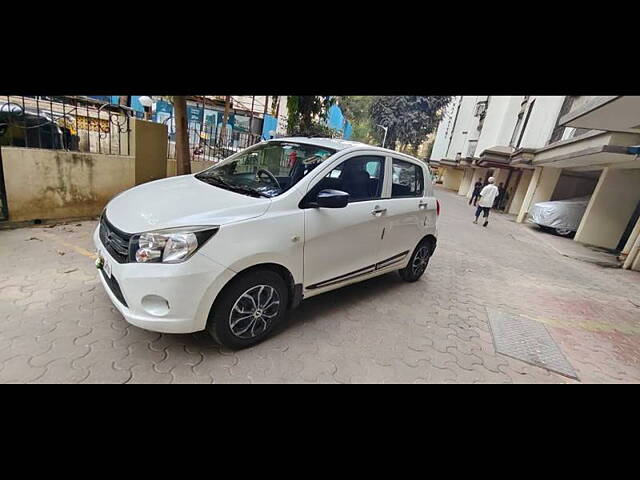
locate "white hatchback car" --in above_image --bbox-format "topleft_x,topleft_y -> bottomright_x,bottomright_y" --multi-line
94,138 -> 439,349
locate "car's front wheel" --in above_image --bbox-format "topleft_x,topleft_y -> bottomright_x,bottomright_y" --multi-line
206,269 -> 289,349
398,240 -> 432,282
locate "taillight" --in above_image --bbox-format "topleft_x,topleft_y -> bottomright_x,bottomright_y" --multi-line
436,200 -> 440,216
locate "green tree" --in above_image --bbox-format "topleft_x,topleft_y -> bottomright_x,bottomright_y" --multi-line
286,96 -> 335,136
370,96 -> 451,152
337,96 -> 377,143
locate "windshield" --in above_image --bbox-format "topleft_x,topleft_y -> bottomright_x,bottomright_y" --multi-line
195,141 -> 336,198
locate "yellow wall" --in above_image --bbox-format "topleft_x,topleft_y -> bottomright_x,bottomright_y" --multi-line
2,147 -> 135,222
467,168 -> 489,198
442,167 -> 464,191
516,167 -> 561,223
130,119 -> 168,185
457,168 -> 474,196
575,168 -> 640,250
508,169 -> 534,215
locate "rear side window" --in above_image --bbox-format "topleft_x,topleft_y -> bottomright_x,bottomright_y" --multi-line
391,159 -> 424,197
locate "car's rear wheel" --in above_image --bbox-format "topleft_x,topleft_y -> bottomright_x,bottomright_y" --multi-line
554,227 -> 575,238
398,239 -> 432,282
206,269 -> 289,350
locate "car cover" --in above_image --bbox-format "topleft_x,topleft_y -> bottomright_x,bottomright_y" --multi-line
528,196 -> 590,231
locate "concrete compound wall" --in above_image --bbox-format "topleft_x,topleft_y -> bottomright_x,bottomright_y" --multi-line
2,147 -> 135,222
131,119 -> 168,185
0,119 -> 218,223
166,160 -> 212,177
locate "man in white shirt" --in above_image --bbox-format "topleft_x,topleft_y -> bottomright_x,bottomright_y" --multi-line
473,177 -> 500,227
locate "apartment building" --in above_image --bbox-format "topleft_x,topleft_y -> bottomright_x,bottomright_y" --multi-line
430,95 -> 640,271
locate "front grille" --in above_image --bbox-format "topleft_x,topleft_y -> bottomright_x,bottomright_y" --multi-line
99,214 -> 132,263
100,270 -> 128,307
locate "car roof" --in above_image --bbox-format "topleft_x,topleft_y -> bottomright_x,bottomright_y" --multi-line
266,137 -> 367,151
265,137 -> 422,162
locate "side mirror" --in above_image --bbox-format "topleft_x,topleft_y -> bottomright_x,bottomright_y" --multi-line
316,189 -> 349,208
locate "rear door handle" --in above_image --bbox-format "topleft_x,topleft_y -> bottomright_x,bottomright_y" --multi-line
371,206 -> 387,216
419,201 -> 428,209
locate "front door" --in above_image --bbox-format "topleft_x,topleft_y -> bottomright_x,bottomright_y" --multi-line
302,154 -> 386,292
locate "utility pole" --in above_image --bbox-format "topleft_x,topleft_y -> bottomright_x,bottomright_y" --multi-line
377,124 -> 388,148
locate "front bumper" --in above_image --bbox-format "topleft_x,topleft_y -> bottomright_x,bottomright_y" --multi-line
93,227 -> 235,334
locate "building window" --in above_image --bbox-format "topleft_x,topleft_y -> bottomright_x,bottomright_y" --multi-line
467,140 -> 478,158
515,100 -> 535,149
549,96 -> 576,144
510,97 -> 532,147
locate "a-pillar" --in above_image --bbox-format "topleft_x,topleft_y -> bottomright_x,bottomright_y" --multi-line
516,166 -> 561,223
574,168 -> 640,250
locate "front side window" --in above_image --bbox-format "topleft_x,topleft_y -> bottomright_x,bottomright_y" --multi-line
391,159 -> 424,197
195,141 -> 335,198
309,155 -> 385,203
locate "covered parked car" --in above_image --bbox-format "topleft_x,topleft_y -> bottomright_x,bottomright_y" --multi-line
528,196 -> 590,237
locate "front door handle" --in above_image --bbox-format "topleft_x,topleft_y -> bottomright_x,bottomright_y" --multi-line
371,206 -> 387,216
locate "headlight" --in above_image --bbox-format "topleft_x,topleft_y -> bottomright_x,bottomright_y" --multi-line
129,226 -> 218,264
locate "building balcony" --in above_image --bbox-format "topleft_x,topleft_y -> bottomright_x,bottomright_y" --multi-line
559,96 -> 640,134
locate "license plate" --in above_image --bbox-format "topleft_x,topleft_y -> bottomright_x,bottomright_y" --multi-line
97,250 -> 112,278
103,254 -> 112,279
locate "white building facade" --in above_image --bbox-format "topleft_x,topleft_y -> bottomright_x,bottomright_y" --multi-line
429,95 -> 640,271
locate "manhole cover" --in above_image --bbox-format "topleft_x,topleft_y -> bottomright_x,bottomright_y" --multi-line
487,309 -> 578,380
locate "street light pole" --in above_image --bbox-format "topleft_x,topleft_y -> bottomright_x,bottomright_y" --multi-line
377,124 -> 388,148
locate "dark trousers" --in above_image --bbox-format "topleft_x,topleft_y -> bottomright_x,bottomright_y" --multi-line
469,194 -> 480,206
475,206 -> 491,219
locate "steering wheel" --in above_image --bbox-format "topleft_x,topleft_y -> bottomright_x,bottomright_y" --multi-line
256,169 -> 281,189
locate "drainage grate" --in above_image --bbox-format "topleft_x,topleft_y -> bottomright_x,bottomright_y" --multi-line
487,308 -> 578,380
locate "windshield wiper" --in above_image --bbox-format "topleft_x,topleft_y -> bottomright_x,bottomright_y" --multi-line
201,175 -> 271,198
229,185 -> 271,198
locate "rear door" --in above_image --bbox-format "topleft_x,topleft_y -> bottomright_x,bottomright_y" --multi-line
302,153 -> 386,292
376,157 -> 435,268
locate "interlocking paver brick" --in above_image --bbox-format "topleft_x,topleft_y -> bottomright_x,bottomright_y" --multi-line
1,189 -> 639,383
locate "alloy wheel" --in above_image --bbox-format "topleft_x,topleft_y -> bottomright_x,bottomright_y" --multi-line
412,246 -> 430,276
228,285 -> 280,339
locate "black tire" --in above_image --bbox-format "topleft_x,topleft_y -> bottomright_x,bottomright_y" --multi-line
206,269 -> 289,350
553,227 -> 575,238
398,239 -> 432,282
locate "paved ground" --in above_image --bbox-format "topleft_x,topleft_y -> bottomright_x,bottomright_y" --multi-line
1,187 -> 639,383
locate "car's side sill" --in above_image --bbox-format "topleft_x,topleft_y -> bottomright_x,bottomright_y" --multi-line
305,250 -> 409,291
